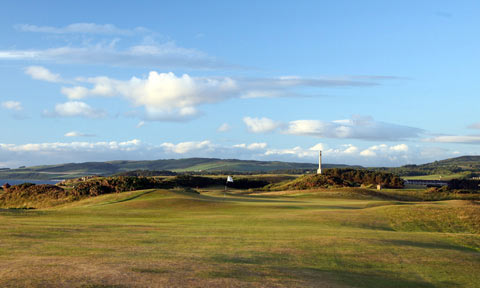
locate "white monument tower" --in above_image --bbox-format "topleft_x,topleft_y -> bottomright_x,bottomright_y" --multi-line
317,150 -> 322,174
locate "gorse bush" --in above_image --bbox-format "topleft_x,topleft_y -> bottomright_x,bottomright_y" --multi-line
448,179 -> 480,190
0,183 -> 69,208
71,176 -> 173,197
267,169 -> 404,190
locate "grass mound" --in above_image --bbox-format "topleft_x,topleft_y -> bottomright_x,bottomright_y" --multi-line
380,201 -> 480,233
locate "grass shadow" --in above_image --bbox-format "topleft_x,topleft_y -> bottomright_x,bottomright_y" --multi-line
283,266 -> 454,288
382,239 -> 480,253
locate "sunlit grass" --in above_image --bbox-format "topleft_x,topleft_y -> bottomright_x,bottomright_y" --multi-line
0,188 -> 479,287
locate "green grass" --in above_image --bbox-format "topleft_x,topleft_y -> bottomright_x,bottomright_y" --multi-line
0,188 -> 479,287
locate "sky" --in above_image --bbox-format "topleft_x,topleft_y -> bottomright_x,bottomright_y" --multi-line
1,0 -> 480,168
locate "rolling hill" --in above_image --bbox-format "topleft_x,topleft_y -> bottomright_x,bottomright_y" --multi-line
2,155 -> 479,181
0,158 -> 359,180
377,155 -> 480,178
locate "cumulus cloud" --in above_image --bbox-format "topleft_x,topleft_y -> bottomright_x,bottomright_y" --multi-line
423,135 -> 480,144
56,72 -> 237,121
15,23 -> 147,35
233,142 -> 267,150
62,73 -> 396,121
263,142 -> 414,166
360,144 -> 409,158
217,123 -> 231,132
44,101 -> 106,118
309,143 -> 325,151
1,101 -> 23,111
61,86 -> 90,99
24,66 -> 61,82
390,144 -> 409,152
160,140 -> 213,154
243,117 -> 281,133
265,146 -> 317,158
24,66 -> 400,121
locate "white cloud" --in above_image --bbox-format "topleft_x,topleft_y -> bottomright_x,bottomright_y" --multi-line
45,101 -> 106,118
1,101 -> 23,111
136,121 -> 146,128
360,144 -> 409,158
265,146 -> 316,158
24,66 -> 61,82
0,139 -> 140,153
423,135 -> 480,144
64,131 -> 95,137
61,86 -> 89,99
360,149 -> 376,157
283,115 -> 422,141
64,73 -> 396,121
22,66 -> 400,122
160,140 -> 213,154
390,143 -> 409,152
65,72 -> 238,121
217,123 -> 231,132
0,42 -> 224,69
233,142 -> 267,150
243,117 -> 281,133
309,143 -> 325,151
0,138 -> 463,168
343,144 -> 359,154
241,115 -> 422,141
16,23 -> 147,35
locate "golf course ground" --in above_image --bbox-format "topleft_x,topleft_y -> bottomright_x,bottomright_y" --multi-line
0,188 -> 479,287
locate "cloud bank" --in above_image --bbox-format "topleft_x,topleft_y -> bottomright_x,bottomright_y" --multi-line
424,135 -> 480,144
0,138 -> 459,168
243,115 -> 423,141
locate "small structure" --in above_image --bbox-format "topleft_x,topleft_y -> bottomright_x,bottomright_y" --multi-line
225,176 -> 234,195
317,150 -> 322,175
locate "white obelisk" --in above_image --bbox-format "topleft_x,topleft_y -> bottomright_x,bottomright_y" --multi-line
317,150 -> 322,174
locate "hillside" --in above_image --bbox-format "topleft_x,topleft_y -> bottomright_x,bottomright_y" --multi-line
376,155 -> 480,178
2,155 -> 479,181
0,158 -> 358,180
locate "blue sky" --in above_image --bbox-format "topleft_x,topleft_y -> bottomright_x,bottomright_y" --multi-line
1,0 -> 480,168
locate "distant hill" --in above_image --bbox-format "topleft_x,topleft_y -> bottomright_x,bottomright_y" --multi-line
0,158 -> 361,180
376,155 -> 480,178
421,156 -> 480,170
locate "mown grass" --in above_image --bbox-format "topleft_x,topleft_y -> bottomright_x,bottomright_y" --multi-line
0,188 -> 479,287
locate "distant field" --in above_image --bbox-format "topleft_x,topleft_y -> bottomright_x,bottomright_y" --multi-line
0,187 -> 479,287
